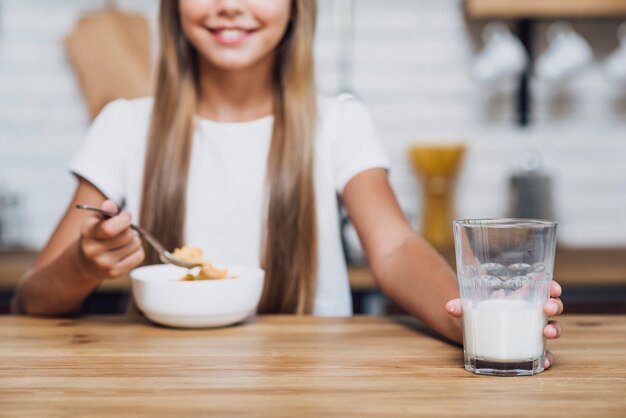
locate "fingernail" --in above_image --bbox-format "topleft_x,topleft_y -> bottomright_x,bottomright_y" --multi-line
550,301 -> 558,314
445,301 -> 454,312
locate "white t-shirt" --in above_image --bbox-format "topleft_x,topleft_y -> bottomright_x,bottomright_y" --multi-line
70,94 -> 390,316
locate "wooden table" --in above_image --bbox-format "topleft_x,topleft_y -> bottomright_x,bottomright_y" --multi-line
1,315 -> 625,417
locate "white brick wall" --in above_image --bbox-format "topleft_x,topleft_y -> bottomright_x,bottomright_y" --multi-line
0,0 -> 625,249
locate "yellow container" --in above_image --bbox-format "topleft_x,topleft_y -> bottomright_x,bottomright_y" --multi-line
408,144 -> 466,250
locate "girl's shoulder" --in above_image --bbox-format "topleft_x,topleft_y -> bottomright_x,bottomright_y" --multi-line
97,96 -> 154,126
317,93 -> 376,136
315,94 -> 390,192
318,93 -> 368,116
81,97 -> 154,155
87,97 -> 154,146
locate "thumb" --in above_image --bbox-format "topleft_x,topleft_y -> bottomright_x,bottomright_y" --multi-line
445,299 -> 462,318
101,199 -> 119,214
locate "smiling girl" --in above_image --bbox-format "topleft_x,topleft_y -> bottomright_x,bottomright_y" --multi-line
13,0 -> 563,367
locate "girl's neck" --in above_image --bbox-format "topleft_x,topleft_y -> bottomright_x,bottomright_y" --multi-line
197,58 -> 274,123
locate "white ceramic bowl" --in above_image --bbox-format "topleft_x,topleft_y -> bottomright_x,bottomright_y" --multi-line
130,264 -> 265,328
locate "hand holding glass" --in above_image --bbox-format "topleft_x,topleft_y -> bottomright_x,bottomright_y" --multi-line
453,219 -> 557,376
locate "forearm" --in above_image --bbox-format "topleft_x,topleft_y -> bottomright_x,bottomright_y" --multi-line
371,234 -> 462,343
11,240 -> 101,316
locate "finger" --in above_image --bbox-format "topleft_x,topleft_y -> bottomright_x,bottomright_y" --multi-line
81,210 -> 131,240
100,228 -> 136,249
92,236 -> 143,276
80,215 -> 101,239
544,320 -> 563,339
550,281 -> 562,298
82,229 -> 136,258
544,350 -> 554,369
544,298 -> 564,317
93,213 -> 132,240
445,299 -> 463,318
101,199 -> 119,214
107,236 -> 143,264
108,247 -> 145,278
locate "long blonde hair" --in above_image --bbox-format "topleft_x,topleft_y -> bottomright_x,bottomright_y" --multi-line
140,0 -> 318,314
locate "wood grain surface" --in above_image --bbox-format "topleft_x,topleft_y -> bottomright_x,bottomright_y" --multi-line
465,0 -> 626,19
1,315 -> 625,417
3,247 -> 626,292
349,246 -> 626,290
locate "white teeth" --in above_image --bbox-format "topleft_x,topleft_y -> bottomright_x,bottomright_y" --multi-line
219,29 -> 244,40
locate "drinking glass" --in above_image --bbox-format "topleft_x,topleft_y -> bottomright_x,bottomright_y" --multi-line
453,218 -> 557,376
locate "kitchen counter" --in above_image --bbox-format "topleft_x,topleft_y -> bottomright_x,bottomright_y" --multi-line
349,246 -> 626,290
0,251 -> 129,292
2,248 -> 626,314
2,247 -> 626,292
0,314 -> 625,417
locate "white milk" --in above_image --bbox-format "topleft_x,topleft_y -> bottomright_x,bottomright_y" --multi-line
462,299 -> 547,362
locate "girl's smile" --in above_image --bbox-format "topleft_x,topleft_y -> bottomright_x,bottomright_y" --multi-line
180,0 -> 291,71
207,26 -> 258,45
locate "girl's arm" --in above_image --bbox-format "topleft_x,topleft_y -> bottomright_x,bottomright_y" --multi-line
342,168 -> 462,343
11,179 -> 144,316
344,168 -> 564,359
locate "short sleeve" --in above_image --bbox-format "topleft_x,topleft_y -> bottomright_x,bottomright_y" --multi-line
69,99 -> 131,205
328,95 -> 391,193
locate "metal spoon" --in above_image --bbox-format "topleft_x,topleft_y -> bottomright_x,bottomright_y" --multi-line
75,204 -> 203,269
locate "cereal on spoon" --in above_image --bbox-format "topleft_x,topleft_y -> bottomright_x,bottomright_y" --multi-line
171,246 -> 229,281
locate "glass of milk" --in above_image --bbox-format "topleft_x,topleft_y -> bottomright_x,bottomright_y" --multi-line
453,219 -> 557,376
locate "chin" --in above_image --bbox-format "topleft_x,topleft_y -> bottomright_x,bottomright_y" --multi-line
200,48 -> 272,73
209,58 -> 259,71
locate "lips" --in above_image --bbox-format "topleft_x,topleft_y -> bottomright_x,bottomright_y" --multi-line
208,28 -> 256,45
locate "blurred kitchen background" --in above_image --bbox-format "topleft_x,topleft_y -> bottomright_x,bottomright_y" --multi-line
1,0 -> 625,314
